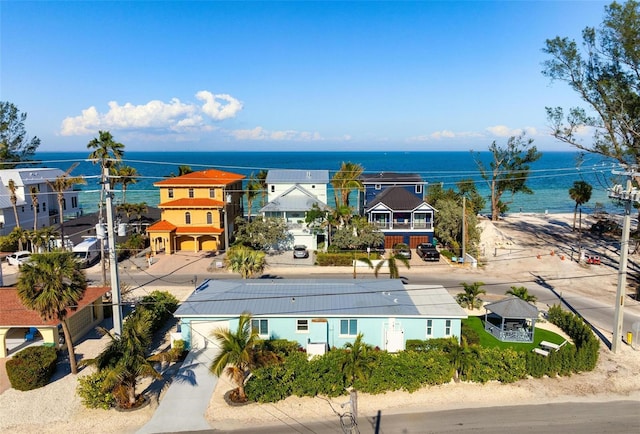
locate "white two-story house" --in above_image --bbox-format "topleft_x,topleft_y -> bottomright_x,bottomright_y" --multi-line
259,169 -> 331,251
0,168 -> 81,236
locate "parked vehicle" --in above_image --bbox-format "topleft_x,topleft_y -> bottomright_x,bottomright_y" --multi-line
369,243 -> 386,256
72,237 -> 104,268
6,251 -> 31,266
392,243 -> 412,259
293,245 -> 309,259
416,243 -> 440,261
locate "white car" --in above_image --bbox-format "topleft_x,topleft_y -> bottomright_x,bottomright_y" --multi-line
6,251 -> 31,266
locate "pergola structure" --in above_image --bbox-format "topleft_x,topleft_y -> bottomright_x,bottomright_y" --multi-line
483,297 -> 538,343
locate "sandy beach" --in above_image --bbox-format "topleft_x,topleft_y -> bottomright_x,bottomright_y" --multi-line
1,212 -> 639,433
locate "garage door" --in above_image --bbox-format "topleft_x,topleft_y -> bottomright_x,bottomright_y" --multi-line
190,320 -> 229,352
409,236 -> 428,248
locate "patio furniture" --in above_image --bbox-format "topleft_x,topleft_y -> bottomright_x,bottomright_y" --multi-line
540,340 -> 567,352
532,348 -> 549,357
25,327 -> 38,341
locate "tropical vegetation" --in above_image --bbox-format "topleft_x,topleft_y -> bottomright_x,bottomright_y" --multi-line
224,245 -> 267,278
569,181 -> 593,231
0,101 -> 40,168
505,286 -> 537,303
16,251 -> 87,374
456,281 -> 486,310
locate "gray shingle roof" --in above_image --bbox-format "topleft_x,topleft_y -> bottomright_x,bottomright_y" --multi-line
361,172 -> 423,184
174,279 -> 466,319
484,297 -> 538,319
266,169 -> 329,184
367,186 -> 425,211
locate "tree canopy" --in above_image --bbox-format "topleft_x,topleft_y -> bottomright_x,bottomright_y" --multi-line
474,135 -> 542,221
543,0 -> 640,164
0,102 -> 40,168
233,217 -> 292,251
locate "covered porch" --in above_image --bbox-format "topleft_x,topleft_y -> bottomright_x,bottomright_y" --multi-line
483,297 -> 538,343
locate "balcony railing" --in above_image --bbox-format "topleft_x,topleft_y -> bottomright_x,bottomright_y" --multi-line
372,221 -> 433,230
484,322 -> 533,343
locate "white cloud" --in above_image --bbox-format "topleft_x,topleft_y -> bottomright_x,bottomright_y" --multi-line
407,130 -> 483,142
196,91 -> 243,120
228,126 -> 323,141
60,91 -> 243,136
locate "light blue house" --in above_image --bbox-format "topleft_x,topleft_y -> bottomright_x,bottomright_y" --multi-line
173,279 -> 467,356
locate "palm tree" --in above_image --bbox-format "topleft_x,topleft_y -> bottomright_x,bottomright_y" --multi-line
87,309 -> 161,408
341,333 -> 375,386
256,169 -> 268,207
224,246 -> 266,278
7,179 -> 22,249
111,164 -> 138,204
45,165 -> 86,249
373,252 -> 410,279
569,181 -> 592,231
331,162 -> 364,209
29,186 -> 39,231
9,227 -> 28,253
505,286 -> 537,303
245,173 -> 261,220
447,336 -> 479,382
38,225 -> 59,251
456,281 -> 486,311
210,313 -> 260,402
16,251 -> 87,374
87,130 -> 125,222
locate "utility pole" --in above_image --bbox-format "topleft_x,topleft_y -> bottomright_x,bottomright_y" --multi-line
462,196 -> 466,263
104,166 -> 123,336
608,169 -> 640,353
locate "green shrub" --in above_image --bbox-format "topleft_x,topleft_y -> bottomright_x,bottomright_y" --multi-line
260,339 -> 302,357
461,323 -> 480,345
406,338 -> 456,352
468,347 -> 527,383
547,304 -> 599,371
0,235 -> 18,253
6,346 -> 58,391
76,370 -> 115,409
138,290 -> 179,332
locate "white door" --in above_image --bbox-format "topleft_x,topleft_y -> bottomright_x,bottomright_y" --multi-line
190,320 -> 229,352
385,329 -> 405,353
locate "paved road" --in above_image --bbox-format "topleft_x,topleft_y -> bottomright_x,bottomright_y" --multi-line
181,400 -> 640,433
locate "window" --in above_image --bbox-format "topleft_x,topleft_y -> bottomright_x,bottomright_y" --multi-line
185,212 -> 191,224
270,185 -> 275,193
251,319 -> 269,336
188,188 -> 194,198
340,319 -> 357,336
168,188 -> 174,198
415,184 -> 423,194
42,202 -> 46,212
71,197 -> 78,208
206,212 -> 212,224
209,188 -> 215,198
296,319 -> 309,332
62,199 -> 66,210
445,320 -> 452,336
426,319 -> 433,337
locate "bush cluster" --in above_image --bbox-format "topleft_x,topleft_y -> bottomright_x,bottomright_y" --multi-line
315,252 -> 379,266
245,305 -> 601,404
6,346 -> 58,391
138,290 -> 179,332
76,370 -> 115,409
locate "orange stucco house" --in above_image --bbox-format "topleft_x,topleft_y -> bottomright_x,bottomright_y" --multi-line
146,169 -> 245,255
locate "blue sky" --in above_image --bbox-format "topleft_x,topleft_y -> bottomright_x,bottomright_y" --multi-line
1,1 -> 609,153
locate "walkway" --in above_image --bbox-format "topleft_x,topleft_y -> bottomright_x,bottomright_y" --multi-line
137,346 -> 219,434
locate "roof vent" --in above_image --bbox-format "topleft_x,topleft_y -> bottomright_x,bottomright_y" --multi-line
393,298 -> 398,303
306,171 -> 311,178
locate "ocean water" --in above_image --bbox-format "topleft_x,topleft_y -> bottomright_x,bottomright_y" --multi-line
33,151 -> 617,216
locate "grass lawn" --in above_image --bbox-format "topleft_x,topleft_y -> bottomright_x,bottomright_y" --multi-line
463,316 -> 567,352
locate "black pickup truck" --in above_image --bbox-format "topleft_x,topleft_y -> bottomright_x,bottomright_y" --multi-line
416,243 -> 440,261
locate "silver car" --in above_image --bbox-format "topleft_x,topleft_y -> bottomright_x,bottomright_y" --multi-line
293,245 -> 309,259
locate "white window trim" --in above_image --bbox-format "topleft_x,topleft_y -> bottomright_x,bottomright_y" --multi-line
296,319 -> 309,333
339,319 -> 358,337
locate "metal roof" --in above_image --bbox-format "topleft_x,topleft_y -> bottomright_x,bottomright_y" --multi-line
266,169 -> 330,184
259,185 -> 329,213
174,279 -> 466,319
484,297 -> 538,319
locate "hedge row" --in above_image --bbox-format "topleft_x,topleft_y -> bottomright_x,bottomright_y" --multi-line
245,305 -> 600,403
315,252 -> 381,266
6,346 -> 58,391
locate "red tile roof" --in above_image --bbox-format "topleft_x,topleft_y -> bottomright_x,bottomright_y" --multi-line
154,169 -> 245,187
159,198 -> 225,208
147,220 -> 178,232
0,286 -> 110,327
